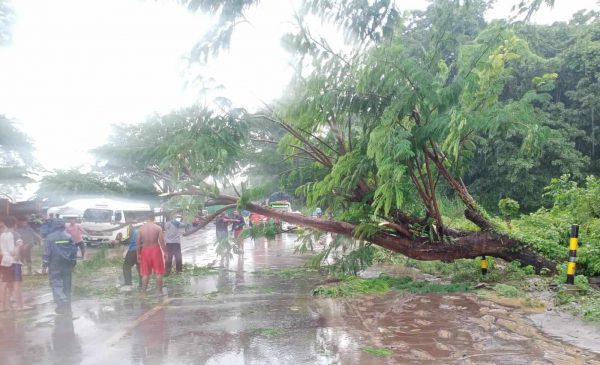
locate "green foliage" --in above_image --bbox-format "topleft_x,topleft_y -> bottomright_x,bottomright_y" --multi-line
72,248 -> 123,298
241,223 -> 278,240
214,238 -> 235,261
361,347 -> 394,357
372,246 -> 406,265
405,256 -> 534,284
252,327 -> 283,338
312,276 -> 391,297
512,175 -> 600,275
164,264 -> 218,286
295,229 -> 326,254
76,247 -> 121,273
186,0 -> 257,60
164,195 -> 205,222
326,244 -> 377,276
312,274 -> 471,297
88,0 -> 600,273
498,198 -> 520,219
36,169 -> 140,206
574,275 -> 591,292
296,229 -> 378,275
95,104 -> 248,195
352,223 -> 381,241
238,186 -> 266,208
493,283 -> 521,298
554,281 -> 600,322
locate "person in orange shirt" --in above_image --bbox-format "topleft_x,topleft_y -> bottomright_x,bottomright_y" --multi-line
65,217 -> 86,259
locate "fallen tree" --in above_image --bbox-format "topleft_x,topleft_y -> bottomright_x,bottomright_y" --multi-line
95,1 -> 563,274
197,194 -> 556,273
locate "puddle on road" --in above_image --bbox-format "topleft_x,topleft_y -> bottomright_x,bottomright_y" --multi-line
1,228 -> 600,364
530,311 -> 600,355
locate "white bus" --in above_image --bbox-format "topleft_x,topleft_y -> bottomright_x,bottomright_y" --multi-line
81,200 -> 153,246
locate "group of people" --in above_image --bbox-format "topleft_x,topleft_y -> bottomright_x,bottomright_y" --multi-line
122,211 -> 246,293
121,213 -> 185,295
0,215 -> 80,314
215,211 -> 245,251
0,209 -> 247,313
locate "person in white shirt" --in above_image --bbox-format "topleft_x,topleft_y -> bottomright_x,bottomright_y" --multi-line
0,216 -> 27,311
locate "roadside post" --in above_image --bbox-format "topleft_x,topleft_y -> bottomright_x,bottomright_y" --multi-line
481,256 -> 488,275
566,224 -> 579,285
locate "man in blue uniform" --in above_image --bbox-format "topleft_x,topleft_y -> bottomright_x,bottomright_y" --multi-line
42,219 -> 78,314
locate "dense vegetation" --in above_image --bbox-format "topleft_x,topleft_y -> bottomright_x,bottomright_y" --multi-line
1,0 -> 597,275
88,0 -> 600,275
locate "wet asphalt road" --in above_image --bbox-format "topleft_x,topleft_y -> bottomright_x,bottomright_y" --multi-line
1,226 -> 600,364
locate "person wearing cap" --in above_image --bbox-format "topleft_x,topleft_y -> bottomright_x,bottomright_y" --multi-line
42,219 -> 78,314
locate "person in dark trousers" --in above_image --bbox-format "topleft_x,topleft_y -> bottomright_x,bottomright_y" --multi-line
16,217 -> 41,275
122,222 -> 141,289
42,219 -> 77,315
215,213 -> 229,241
231,211 -> 245,253
40,213 -> 55,238
164,215 -> 183,275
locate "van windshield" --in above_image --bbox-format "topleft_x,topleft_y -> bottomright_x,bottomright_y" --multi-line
83,209 -> 113,223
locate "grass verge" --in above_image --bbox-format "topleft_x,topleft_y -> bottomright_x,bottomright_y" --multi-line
253,327 -> 283,337
361,346 -> 394,357
312,275 -> 471,297
164,263 -> 218,286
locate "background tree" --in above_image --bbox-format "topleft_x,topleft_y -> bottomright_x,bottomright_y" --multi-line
99,0 -> 589,272
0,116 -> 34,199
35,170 -> 132,207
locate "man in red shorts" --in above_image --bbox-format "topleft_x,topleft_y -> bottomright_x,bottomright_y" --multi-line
136,214 -> 166,294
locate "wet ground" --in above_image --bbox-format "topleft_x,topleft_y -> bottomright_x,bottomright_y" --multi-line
1,227 -> 600,364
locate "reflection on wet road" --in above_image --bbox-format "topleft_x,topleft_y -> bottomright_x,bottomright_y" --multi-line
1,226 -> 600,364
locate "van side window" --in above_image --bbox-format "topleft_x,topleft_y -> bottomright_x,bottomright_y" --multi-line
115,211 -> 122,222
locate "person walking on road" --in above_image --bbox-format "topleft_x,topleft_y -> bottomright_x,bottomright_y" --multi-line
16,217 -> 41,275
136,214 -> 167,294
42,219 -> 77,314
122,221 -> 141,290
164,215 -> 183,275
66,217 -> 86,259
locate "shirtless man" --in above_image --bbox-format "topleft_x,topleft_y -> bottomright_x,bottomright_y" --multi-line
136,214 -> 166,294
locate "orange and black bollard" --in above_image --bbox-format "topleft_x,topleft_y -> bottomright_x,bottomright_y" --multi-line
481,256 -> 488,275
566,224 -> 579,285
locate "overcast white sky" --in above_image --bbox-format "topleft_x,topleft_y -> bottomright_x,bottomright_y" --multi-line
0,0 -> 597,180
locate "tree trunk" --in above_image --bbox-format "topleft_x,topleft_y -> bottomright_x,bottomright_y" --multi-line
204,195 -> 556,273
